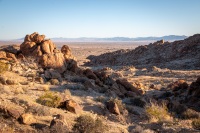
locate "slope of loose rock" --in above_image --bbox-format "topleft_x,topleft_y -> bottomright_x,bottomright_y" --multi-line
86,34 -> 200,70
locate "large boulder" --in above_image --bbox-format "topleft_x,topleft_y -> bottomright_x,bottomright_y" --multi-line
40,53 -> 68,73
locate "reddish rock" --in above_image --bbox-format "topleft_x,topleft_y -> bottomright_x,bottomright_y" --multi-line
65,99 -> 82,114
20,114 -> 36,125
0,103 -> 24,119
106,101 -> 120,115
40,53 -> 68,73
167,80 -> 188,92
83,69 -> 98,80
116,79 -> 142,95
41,40 -> 55,54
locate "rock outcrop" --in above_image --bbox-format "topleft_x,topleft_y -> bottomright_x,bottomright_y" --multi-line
86,34 -> 200,70
20,32 -> 77,73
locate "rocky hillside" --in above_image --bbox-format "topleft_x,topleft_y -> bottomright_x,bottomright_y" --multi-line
86,34 -> 200,70
0,32 -> 199,132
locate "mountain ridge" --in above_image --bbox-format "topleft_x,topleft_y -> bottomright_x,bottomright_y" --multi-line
0,35 -> 187,42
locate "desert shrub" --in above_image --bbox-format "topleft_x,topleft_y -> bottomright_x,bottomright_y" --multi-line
37,84 -> 50,91
192,118 -> 200,130
130,97 -> 146,108
181,109 -> 200,119
0,61 -> 8,73
109,98 -> 125,113
26,105 -> 51,116
145,102 -> 172,122
36,91 -> 61,107
73,115 -> 106,133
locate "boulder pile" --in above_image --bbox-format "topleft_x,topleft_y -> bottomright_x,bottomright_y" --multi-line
20,32 -> 77,73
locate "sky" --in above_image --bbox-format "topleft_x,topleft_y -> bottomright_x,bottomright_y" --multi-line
0,0 -> 200,39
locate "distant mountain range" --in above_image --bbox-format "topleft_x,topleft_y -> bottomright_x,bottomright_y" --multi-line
51,35 -> 187,42
1,35 -> 187,42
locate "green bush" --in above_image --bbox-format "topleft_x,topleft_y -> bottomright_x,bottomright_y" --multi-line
0,61 -> 8,73
36,91 -> 61,107
192,118 -> 200,130
73,115 -> 106,133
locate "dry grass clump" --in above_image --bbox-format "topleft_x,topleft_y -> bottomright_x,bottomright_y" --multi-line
37,84 -> 50,91
192,118 -> 200,130
181,109 -> 200,119
36,91 -> 61,108
63,89 -> 72,98
145,102 -> 172,122
73,115 -> 107,133
0,127 -> 14,133
0,61 -> 8,73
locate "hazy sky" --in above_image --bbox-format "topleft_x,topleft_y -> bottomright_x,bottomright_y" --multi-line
0,0 -> 200,39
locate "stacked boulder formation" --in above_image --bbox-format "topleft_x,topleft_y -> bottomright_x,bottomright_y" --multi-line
20,32 -> 77,73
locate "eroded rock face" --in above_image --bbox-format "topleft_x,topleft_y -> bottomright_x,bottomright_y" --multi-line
20,32 -> 77,73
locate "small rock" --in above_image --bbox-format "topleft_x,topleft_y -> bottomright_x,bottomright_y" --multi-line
50,114 -> 69,133
106,101 -> 120,115
20,113 -> 36,125
0,103 -> 25,119
0,76 -> 7,85
83,69 -> 98,80
65,99 -> 82,114
6,79 -> 16,85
